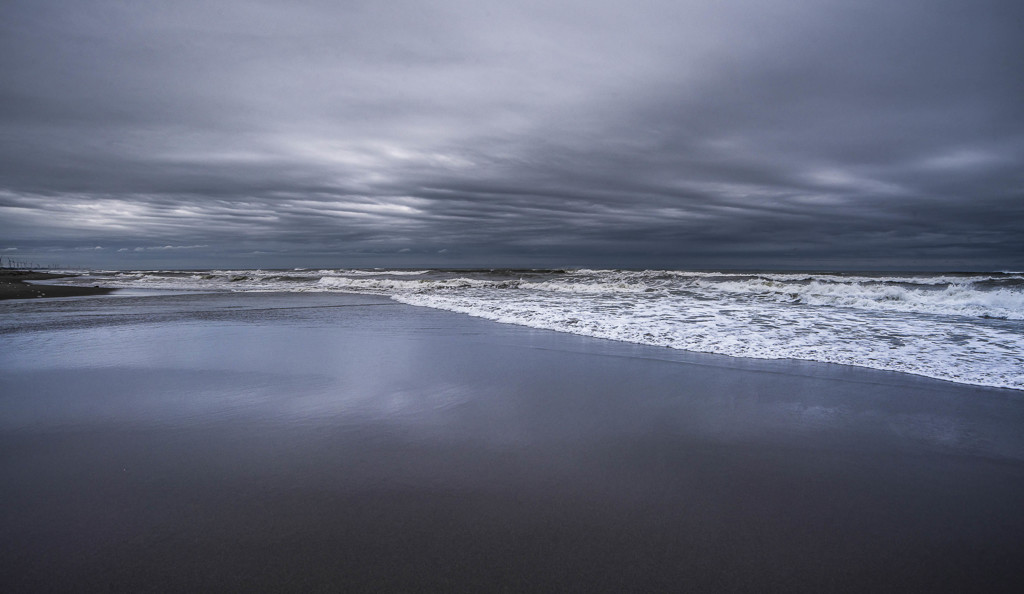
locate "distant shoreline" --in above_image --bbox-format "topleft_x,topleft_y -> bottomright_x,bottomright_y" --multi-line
0,270 -> 113,300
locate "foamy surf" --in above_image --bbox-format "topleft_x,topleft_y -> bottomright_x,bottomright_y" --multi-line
62,268 -> 1024,390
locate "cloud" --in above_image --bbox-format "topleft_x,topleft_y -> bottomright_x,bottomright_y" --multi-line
0,0 -> 1021,269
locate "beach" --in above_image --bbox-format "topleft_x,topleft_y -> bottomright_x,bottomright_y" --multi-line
2,290 -> 1023,591
0,270 -> 114,300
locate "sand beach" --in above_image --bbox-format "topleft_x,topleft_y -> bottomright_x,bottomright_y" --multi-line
2,290 -> 1023,591
0,270 -> 114,300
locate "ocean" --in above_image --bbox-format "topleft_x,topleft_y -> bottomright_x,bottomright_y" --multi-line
48,268 -> 1024,390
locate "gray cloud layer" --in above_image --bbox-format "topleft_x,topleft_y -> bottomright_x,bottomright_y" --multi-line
2,0 -> 1022,269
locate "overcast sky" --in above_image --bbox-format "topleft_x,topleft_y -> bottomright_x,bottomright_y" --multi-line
2,0 -> 1022,270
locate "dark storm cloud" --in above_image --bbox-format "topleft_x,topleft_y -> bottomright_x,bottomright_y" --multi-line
1,0 -> 1022,269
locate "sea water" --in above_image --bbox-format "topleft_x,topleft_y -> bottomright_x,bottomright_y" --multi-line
49,268 -> 1024,390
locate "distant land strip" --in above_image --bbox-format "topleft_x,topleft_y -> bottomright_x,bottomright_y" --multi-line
0,271 -> 113,300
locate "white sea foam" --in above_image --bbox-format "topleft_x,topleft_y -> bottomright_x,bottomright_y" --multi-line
318,269 -> 431,276
65,268 -> 1024,390
690,278 -> 1024,320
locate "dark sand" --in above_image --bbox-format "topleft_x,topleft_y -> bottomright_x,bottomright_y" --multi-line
0,270 -> 114,300
2,292 -> 1023,592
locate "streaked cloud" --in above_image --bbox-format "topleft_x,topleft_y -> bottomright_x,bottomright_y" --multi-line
1,0 -> 1021,269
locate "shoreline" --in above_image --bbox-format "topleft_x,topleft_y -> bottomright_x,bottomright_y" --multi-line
391,298 -> 1024,393
0,270 -> 114,300
47,267 -> 1021,392
3,270 -> 1020,393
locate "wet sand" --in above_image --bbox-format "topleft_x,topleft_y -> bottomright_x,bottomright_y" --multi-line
2,292 -> 1023,592
0,270 -> 114,300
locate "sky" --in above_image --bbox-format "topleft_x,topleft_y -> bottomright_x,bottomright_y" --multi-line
2,0 -> 1022,270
